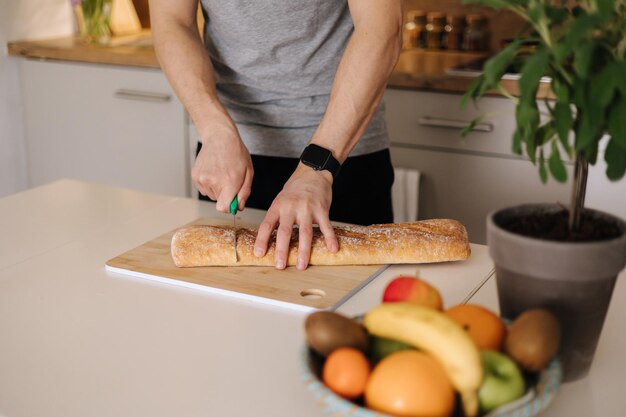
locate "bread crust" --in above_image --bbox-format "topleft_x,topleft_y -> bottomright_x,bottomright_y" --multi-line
171,219 -> 471,267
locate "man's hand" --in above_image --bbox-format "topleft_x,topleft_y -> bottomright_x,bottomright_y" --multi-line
192,121 -> 253,213
253,164 -> 339,270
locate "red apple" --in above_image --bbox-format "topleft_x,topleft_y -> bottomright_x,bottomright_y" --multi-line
382,276 -> 443,310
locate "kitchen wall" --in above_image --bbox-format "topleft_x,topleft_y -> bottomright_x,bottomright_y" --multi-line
0,0 -> 74,198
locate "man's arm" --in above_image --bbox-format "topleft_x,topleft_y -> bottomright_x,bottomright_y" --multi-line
311,0 -> 403,162
150,0 -> 253,212
254,0 -> 403,270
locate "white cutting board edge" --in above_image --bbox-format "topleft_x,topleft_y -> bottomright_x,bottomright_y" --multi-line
105,263 -> 390,313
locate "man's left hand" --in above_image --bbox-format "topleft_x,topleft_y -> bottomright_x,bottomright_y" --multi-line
253,163 -> 339,270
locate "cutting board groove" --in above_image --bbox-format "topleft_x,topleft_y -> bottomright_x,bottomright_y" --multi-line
106,218 -> 386,310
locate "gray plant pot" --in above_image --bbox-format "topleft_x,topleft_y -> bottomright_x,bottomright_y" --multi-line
487,204 -> 626,382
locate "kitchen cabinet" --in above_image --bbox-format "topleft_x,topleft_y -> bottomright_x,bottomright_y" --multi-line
19,59 -> 190,197
384,89 -> 572,243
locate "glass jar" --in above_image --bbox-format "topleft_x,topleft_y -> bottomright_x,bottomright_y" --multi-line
444,14 -> 466,50
404,10 -> 427,49
463,14 -> 490,51
425,12 -> 446,49
71,0 -> 113,45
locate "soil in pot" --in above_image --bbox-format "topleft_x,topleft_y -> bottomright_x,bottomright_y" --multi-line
497,207 -> 622,242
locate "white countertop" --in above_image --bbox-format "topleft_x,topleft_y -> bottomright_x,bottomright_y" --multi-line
1,180 -> 624,416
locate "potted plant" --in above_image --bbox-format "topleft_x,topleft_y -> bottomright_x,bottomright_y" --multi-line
461,0 -> 626,382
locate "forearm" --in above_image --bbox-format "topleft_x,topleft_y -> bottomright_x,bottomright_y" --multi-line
150,2 -> 233,141
311,2 -> 402,163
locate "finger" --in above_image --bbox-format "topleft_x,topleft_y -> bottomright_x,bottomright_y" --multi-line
197,186 -> 216,201
216,187 -> 239,213
317,217 -> 338,253
238,167 -> 254,211
274,216 -> 296,270
254,210 -> 279,258
296,221 -> 314,270
192,172 -> 217,201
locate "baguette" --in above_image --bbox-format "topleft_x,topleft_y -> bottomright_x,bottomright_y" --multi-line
170,219 -> 471,267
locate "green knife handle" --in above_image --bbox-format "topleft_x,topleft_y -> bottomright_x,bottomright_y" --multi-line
229,196 -> 238,215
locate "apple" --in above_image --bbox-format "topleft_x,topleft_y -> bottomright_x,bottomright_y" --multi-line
478,350 -> 526,413
381,276 -> 443,310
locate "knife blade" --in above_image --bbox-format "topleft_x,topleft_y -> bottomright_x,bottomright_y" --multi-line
230,196 -> 238,262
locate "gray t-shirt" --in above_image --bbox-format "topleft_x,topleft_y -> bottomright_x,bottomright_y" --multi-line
200,0 -> 389,158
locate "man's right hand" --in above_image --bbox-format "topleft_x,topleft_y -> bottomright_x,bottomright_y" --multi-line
192,122 -> 253,213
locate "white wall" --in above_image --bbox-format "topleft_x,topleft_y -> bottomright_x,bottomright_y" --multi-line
0,0 -> 74,198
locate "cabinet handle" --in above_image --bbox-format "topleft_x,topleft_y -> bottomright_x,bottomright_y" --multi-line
417,116 -> 493,133
114,89 -> 172,103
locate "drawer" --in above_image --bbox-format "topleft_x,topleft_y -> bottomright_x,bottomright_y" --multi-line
384,89 -> 519,157
21,60 -> 190,197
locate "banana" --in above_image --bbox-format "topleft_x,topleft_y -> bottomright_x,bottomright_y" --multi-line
363,302 -> 482,417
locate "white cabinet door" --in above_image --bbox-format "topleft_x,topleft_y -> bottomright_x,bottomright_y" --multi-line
20,60 -> 189,197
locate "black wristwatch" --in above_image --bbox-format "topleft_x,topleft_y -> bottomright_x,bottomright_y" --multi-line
300,144 -> 341,179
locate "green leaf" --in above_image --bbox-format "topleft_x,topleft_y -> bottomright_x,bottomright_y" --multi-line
462,115 -> 486,137
517,97 -> 540,129
548,141 -> 568,182
544,4 -> 569,25
516,98 -> 541,162
614,62 -> 626,97
554,102 -> 572,149
590,63 -> 617,109
584,138 -> 600,165
572,78 -> 587,109
576,104 -> 605,151
519,49 -> 550,95
527,2 -> 543,26
539,148 -> 548,183
605,137 -> 626,180
554,14 -> 599,61
552,78 -> 572,149
461,74 -> 487,108
535,122 -> 556,146
596,0 -> 615,18
574,43 -> 595,79
483,40 -> 524,86
608,96 -> 626,149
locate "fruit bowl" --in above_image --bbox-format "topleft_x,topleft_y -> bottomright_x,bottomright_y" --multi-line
301,346 -> 561,417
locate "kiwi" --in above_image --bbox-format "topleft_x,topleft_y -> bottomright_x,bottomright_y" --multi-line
504,308 -> 561,372
305,311 -> 369,356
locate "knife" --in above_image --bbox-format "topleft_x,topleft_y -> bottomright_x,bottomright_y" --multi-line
230,196 -> 238,261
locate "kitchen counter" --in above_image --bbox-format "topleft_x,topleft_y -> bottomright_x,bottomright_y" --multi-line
1,179 -> 625,416
7,36 -> 552,97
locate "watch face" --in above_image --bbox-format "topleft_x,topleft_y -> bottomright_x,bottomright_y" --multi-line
301,144 -> 331,170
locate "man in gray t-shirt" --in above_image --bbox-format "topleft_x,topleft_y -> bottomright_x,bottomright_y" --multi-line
152,0 -> 402,270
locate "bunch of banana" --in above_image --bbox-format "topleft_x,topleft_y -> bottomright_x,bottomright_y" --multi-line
363,302 -> 483,417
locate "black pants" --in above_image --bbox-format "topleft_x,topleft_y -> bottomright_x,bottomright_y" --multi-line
197,144 -> 394,225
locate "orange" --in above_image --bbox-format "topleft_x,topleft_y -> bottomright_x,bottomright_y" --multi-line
365,350 -> 455,417
322,347 -> 370,399
444,303 -> 507,350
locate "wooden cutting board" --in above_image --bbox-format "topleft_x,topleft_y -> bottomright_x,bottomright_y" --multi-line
105,218 -> 387,311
